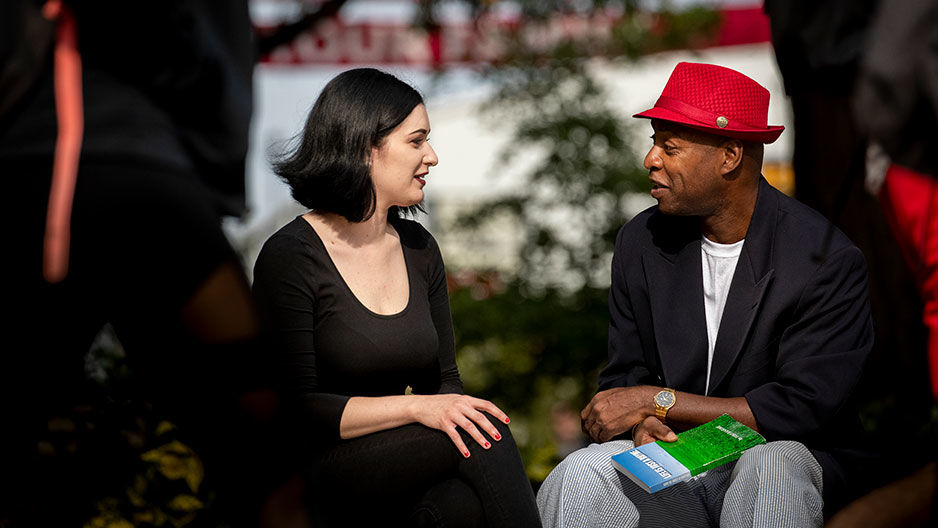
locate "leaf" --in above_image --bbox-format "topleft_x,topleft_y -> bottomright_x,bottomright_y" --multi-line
140,440 -> 204,492
167,494 -> 204,512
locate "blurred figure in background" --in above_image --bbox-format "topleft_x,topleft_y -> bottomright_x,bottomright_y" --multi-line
854,0 -> 938,400
0,1 -> 299,525
549,402 -> 589,459
763,0 -> 932,417
766,0 -> 938,524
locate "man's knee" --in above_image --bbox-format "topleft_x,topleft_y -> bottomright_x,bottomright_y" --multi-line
733,441 -> 822,488
544,442 -> 631,488
737,441 -> 814,470
538,442 -> 642,528
724,441 -> 824,527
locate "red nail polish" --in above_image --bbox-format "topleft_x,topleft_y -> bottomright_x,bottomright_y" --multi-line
494,433 -> 501,440
504,418 -> 510,424
464,451 -> 470,458
484,442 -> 490,448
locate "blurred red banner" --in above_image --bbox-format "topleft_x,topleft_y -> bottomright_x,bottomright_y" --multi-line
256,7 -> 771,66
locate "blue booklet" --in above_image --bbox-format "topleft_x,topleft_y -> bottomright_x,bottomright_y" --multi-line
611,414 -> 765,493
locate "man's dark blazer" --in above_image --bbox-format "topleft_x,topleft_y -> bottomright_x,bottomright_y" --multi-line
599,177 -> 874,504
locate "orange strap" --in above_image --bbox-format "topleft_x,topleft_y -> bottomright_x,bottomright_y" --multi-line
42,0 -> 83,283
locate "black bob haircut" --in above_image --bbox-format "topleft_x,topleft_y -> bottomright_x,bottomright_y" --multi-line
274,68 -> 425,222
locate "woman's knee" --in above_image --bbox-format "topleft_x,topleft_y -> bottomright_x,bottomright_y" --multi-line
410,478 -> 485,528
490,414 -> 514,442
458,413 -> 516,454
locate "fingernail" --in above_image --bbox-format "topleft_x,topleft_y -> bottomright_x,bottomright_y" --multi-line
484,442 -> 490,448
464,451 -> 470,458
494,433 -> 501,440
504,418 -> 510,424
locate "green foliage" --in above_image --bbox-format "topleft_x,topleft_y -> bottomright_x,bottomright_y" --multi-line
459,60 -> 648,293
612,6 -> 722,57
451,283 -> 611,479
452,283 -> 609,403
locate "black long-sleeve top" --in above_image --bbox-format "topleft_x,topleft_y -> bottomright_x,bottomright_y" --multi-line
252,216 -> 463,443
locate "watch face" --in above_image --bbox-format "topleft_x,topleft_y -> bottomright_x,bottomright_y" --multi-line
655,391 -> 675,407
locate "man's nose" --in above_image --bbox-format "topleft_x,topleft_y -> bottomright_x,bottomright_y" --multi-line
643,147 -> 661,171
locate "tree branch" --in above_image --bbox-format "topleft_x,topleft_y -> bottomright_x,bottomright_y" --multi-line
255,0 -> 350,56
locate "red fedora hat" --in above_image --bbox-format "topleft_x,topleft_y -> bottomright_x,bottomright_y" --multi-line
634,62 -> 784,144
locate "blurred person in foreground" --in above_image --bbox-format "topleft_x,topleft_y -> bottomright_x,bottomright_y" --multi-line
0,1 -> 298,525
536,62 -> 875,527
251,68 -> 541,527
855,0 -> 938,402
767,1 -> 938,522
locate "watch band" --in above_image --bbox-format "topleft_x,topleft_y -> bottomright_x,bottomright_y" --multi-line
654,388 -> 676,422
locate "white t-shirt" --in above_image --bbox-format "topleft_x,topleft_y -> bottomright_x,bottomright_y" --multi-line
701,236 -> 744,394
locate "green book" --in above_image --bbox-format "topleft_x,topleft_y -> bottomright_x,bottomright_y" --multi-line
611,414 -> 766,493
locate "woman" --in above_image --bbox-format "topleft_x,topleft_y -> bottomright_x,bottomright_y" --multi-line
252,68 -> 541,527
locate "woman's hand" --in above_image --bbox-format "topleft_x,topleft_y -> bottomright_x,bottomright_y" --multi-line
410,394 -> 510,458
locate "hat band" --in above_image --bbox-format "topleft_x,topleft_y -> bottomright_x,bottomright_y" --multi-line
655,95 -> 765,131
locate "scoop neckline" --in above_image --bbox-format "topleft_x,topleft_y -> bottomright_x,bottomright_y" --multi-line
297,215 -> 413,319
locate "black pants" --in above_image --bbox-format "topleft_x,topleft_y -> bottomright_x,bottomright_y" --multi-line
313,416 -> 542,527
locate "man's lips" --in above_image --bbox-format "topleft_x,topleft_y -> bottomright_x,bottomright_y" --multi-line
415,173 -> 427,185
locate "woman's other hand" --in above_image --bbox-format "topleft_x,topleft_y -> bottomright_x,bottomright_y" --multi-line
410,394 -> 510,458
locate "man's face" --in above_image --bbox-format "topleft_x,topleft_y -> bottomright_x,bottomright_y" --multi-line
643,120 -> 729,217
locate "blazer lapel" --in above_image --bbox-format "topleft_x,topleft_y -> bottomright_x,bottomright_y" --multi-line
642,217 -> 709,395
707,178 -> 778,394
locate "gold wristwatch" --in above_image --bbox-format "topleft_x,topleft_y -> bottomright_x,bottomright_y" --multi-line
654,388 -> 676,422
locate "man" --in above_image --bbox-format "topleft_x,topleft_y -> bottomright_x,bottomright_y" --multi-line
536,62 -> 874,527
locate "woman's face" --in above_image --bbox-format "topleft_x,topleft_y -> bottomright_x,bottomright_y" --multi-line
370,104 -> 438,211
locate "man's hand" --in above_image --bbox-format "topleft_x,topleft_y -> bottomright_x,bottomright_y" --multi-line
631,416 -> 677,446
581,386 -> 655,443
582,387 -> 758,445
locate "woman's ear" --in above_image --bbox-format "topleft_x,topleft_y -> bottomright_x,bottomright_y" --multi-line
368,144 -> 380,169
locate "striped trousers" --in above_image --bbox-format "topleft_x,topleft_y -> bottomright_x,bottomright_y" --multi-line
536,440 -> 823,528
